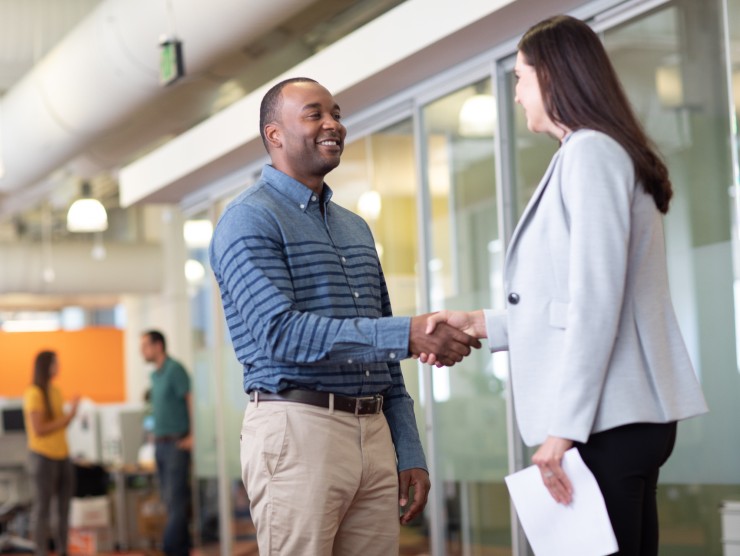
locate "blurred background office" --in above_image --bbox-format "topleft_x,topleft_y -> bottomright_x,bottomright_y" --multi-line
1,0 -> 740,555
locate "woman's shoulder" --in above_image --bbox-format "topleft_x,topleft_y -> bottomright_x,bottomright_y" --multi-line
561,129 -> 632,168
564,129 -> 627,155
23,385 -> 42,404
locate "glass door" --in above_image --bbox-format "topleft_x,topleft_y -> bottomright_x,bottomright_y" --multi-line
419,78 -> 512,555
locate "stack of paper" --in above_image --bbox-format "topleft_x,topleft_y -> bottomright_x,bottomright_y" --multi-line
505,448 -> 618,556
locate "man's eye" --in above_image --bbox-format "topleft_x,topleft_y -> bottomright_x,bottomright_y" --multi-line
333,114 -> 342,121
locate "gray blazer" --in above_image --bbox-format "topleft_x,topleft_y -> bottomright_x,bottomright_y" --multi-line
485,129 -> 707,447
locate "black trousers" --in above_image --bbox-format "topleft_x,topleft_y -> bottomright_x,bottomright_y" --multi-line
575,421 -> 677,556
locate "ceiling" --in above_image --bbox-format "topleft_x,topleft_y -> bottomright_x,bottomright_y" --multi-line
0,0 -> 406,243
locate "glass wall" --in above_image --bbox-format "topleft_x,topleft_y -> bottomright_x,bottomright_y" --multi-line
419,79 -> 512,554
186,206 -> 250,555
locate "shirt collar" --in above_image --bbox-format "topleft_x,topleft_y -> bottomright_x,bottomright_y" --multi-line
262,165 -> 334,213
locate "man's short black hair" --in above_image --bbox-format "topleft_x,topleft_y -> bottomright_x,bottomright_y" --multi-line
143,329 -> 166,351
259,77 -> 318,151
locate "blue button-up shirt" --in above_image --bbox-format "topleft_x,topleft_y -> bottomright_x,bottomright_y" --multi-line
209,165 -> 426,471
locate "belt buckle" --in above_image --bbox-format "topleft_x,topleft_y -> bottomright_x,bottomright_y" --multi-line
354,395 -> 383,416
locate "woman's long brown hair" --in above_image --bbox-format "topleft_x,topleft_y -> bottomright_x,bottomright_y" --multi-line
32,351 -> 56,421
518,15 -> 672,213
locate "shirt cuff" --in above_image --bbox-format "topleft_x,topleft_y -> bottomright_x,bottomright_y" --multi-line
376,316 -> 412,359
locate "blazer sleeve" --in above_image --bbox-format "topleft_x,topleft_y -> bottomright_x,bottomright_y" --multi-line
548,132 -> 635,442
484,309 -> 509,352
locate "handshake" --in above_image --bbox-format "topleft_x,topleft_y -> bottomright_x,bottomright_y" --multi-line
409,309 -> 487,367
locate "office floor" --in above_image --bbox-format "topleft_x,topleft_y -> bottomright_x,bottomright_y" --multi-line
84,526 -> 512,556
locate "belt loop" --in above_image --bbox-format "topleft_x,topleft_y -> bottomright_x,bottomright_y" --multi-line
254,391 -> 260,408
328,393 -> 335,415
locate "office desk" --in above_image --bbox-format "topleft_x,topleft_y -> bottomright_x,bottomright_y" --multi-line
109,464 -> 158,551
0,434 -> 31,515
0,437 -> 33,555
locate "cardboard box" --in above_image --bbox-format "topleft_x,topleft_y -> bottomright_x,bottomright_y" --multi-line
137,493 -> 167,538
69,496 -> 111,528
68,526 -> 113,555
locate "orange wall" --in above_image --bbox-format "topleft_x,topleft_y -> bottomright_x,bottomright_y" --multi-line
0,328 -> 126,403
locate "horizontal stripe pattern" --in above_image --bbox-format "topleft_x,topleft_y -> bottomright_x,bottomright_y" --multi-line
213,232 -> 400,372
208,165 -> 426,470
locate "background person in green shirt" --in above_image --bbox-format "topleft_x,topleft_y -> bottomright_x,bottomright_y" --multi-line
140,330 -> 192,556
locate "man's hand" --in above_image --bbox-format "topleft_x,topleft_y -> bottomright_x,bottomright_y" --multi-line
399,468 -> 430,525
409,314 -> 481,367
177,434 -> 194,451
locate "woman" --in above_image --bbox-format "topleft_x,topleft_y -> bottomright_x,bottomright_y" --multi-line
22,351 -> 79,556
424,15 -> 708,555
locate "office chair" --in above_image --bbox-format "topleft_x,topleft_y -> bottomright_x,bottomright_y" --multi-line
0,469 -> 35,553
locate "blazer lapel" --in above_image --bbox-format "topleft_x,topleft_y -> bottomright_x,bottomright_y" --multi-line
505,148 -> 562,268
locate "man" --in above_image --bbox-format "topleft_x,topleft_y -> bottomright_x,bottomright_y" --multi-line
209,77 -> 480,555
140,330 -> 192,556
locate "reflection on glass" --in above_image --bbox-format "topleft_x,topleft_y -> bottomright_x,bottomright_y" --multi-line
421,78 -> 512,554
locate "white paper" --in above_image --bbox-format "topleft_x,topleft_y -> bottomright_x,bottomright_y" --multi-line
505,448 -> 618,556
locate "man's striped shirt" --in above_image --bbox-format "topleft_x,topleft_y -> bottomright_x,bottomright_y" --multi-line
209,165 -> 426,471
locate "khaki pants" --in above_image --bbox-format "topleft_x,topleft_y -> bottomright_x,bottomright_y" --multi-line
240,399 -> 400,556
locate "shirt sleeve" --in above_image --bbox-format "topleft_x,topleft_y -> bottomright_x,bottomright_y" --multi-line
375,262 -> 428,472
209,202 -> 411,366
23,387 -> 43,413
173,362 -> 191,398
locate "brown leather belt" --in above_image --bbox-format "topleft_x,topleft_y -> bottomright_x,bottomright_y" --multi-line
154,434 -> 187,443
249,389 -> 383,416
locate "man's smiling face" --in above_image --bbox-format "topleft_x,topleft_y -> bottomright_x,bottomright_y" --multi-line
269,81 -> 346,185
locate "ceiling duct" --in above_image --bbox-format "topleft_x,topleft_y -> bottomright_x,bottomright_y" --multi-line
0,0 -> 315,195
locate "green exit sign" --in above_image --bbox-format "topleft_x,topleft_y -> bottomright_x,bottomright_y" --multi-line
160,39 -> 184,86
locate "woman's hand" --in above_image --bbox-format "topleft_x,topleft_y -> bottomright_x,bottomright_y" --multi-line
531,436 -> 574,505
417,310 -> 486,366
66,395 -> 81,424
425,310 -> 486,337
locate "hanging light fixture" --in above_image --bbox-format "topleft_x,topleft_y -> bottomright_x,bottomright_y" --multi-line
67,182 -> 108,232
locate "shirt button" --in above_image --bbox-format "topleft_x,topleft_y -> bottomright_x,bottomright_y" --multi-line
389,352 -> 397,360
365,370 -> 370,377
347,359 -> 353,364
354,292 -> 359,298
311,195 -> 317,202
341,256 -> 347,263
299,203 -> 305,209
508,292 -> 520,305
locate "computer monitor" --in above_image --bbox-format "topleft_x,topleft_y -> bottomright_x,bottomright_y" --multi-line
1,407 -> 25,433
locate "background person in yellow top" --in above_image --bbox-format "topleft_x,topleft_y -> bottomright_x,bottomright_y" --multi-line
22,350 -> 79,556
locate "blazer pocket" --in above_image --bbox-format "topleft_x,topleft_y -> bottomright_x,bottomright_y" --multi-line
549,300 -> 569,329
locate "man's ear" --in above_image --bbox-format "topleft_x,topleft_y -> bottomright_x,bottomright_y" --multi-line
265,123 -> 282,149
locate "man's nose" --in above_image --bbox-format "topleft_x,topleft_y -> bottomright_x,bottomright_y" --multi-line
322,116 -> 342,130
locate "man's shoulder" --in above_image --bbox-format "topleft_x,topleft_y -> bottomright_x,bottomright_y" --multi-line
219,176 -> 296,229
223,180 -> 276,214
164,356 -> 188,374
